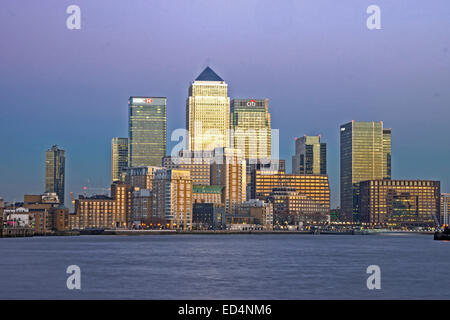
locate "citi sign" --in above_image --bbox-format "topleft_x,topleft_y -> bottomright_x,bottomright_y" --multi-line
247,99 -> 256,106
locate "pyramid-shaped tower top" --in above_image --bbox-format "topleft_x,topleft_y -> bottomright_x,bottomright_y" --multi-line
195,66 -> 224,81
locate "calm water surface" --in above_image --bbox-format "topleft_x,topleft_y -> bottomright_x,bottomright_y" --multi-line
0,234 -> 449,299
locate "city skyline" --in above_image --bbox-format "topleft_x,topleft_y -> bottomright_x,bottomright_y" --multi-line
1,66 -> 448,209
1,0 -> 450,208
2,1 -> 450,303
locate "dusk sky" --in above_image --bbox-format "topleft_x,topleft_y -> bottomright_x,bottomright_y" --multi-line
1,0 -> 449,208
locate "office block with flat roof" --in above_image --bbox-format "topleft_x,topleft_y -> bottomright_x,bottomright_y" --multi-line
45,145 -> 65,205
359,179 -> 440,227
251,171 -> 330,212
128,96 -> 166,167
292,135 -> 327,175
111,137 -> 128,183
230,98 -> 271,160
340,121 -> 391,222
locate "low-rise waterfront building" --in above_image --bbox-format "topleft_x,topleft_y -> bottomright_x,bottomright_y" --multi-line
4,207 -> 31,227
5,193 -> 71,233
72,182 -> 132,229
441,193 -> 450,226
153,168 -> 193,230
192,203 -> 225,229
226,214 -> 255,226
269,187 -> 330,226
24,193 -> 59,233
192,185 -> 224,205
73,195 -> 115,229
251,170 -> 330,212
234,199 -> 273,229
359,179 -> 440,226
51,206 -> 69,231
131,188 -> 153,226
211,147 -> 246,215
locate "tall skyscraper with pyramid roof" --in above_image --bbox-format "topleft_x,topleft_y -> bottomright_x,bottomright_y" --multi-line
186,67 -> 230,151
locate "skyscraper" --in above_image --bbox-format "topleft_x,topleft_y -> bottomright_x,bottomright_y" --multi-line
230,98 -> 271,161
291,135 -> 327,175
111,137 -> 128,183
128,96 -> 166,167
186,67 -> 230,152
383,128 -> 392,179
45,145 -> 65,205
340,121 -> 392,221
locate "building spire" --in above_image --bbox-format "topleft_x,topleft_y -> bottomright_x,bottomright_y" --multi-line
195,66 -> 224,81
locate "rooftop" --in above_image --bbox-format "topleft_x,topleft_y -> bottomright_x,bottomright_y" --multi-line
193,185 -> 224,194
195,66 -> 223,82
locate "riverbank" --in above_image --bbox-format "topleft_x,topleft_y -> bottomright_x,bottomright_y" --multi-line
0,228 -> 80,238
89,229 -> 435,236
0,228 -> 434,238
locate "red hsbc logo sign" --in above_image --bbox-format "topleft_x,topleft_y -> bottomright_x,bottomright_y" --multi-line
132,97 -> 154,104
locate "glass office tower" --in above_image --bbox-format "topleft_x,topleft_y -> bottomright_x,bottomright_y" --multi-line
186,66 -> 230,151
111,137 -> 128,183
230,98 -> 271,160
128,97 -> 166,167
340,121 -> 391,222
292,135 -> 327,175
45,145 -> 65,205
383,128 -> 392,179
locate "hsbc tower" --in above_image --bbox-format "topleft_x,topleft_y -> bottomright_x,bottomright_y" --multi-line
128,96 -> 167,167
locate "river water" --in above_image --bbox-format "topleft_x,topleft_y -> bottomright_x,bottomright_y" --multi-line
0,234 -> 448,299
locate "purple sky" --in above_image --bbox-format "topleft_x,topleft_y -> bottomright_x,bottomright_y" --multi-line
1,0 -> 449,208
